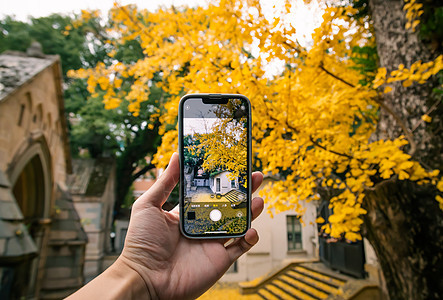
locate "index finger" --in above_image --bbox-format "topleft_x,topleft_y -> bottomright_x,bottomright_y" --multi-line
134,153 -> 179,208
251,172 -> 263,194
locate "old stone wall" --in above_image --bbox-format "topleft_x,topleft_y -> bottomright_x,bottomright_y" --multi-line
0,53 -> 84,299
0,61 -> 69,187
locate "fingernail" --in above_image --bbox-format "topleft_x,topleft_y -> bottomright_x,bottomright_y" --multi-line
169,152 -> 177,164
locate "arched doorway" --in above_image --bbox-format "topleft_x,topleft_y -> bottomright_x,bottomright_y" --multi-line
8,140 -> 52,299
13,155 -> 45,227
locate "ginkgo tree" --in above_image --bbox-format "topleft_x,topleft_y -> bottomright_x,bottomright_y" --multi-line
70,0 -> 443,298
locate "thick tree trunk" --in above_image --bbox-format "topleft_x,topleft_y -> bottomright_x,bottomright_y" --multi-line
115,123 -> 161,217
363,179 -> 443,299
369,0 -> 443,167
366,0 -> 443,299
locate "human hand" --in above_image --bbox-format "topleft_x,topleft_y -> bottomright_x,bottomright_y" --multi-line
114,152 -> 264,299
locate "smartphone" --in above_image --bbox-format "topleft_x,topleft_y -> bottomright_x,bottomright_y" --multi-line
178,94 -> 252,239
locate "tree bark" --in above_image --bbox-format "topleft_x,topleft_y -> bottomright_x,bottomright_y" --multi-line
115,122 -> 161,217
363,179 -> 443,299
366,0 -> 443,299
369,0 -> 443,168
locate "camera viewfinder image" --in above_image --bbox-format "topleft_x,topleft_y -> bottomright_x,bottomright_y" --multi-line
183,98 -> 248,235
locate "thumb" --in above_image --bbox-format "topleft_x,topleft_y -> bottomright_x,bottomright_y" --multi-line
134,153 -> 179,208
226,228 -> 259,263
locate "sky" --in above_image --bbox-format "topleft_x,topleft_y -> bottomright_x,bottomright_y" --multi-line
184,118 -> 218,136
1,0 -> 322,46
1,0 -> 203,21
1,0 -> 322,76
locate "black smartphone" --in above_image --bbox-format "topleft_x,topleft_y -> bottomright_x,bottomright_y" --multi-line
178,94 -> 252,239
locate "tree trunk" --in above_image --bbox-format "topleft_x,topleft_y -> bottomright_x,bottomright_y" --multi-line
369,0 -> 443,167
115,122 -> 161,217
363,179 -> 443,299
366,0 -> 443,299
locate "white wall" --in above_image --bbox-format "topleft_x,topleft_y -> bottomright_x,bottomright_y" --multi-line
220,178 -> 319,282
210,171 -> 237,194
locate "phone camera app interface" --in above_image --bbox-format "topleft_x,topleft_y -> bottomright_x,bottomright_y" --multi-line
183,98 -> 248,235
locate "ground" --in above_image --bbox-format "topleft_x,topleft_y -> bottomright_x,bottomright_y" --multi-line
198,282 -> 261,300
186,186 -> 246,204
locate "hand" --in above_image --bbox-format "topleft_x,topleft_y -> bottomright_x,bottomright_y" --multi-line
119,152 -> 264,299
67,152 -> 264,300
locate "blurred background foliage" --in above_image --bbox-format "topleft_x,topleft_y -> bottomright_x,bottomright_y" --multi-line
0,13 -> 175,214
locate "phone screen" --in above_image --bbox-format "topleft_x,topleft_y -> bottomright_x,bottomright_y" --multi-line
180,95 -> 250,237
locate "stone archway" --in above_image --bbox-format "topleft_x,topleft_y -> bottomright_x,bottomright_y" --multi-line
13,155 -> 46,224
9,139 -> 52,219
8,137 -> 53,299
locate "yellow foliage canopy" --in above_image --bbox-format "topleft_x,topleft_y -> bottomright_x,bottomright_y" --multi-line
69,0 -> 443,241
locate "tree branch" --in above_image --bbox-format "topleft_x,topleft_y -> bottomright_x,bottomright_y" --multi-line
411,99 -> 441,132
131,163 -> 155,181
372,96 -> 417,155
320,64 -> 417,155
283,118 -> 357,160
320,64 -> 356,87
309,136 -> 355,160
246,78 -> 358,160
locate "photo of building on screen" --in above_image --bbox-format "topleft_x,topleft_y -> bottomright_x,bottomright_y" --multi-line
183,165 -> 247,204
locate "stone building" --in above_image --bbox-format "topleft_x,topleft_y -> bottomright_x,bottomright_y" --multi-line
67,157 -> 116,283
0,51 -> 87,299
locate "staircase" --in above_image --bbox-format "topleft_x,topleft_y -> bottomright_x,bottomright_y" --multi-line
256,264 -> 345,300
240,262 -> 380,300
223,189 -> 245,203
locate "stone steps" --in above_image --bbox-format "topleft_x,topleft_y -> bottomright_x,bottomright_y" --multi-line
251,263 -> 347,300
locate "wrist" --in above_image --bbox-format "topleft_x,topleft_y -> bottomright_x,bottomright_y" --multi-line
66,256 -> 152,300
108,257 -> 152,299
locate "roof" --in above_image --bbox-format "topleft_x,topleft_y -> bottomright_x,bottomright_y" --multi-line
0,219 -> 38,262
0,168 -> 87,261
210,170 -> 230,177
0,51 -> 72,174
67,159 -> 94,195
48,184 -> 88,246
0,169 -> 37,262
0,51 -> 58,102
68,157 -> 115,197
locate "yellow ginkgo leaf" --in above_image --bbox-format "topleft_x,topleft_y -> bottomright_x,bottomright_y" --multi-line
402,80 -> 413,87
421,114 -> 432,123
383,86 -> 393,93
316,217 -> 325,223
